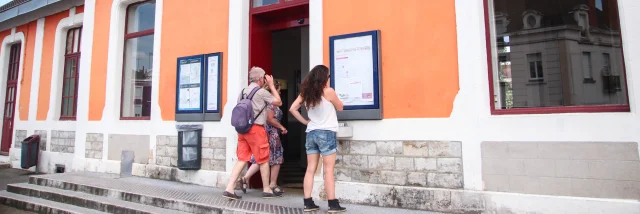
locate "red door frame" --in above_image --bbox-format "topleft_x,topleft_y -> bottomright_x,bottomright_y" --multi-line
1,43 -> 21,153
247,0 -> 308,189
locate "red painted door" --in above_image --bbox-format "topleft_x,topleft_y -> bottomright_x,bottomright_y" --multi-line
1,43 -> 21,153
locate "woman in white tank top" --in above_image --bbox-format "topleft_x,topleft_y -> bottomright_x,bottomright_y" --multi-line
290,65 -> 346,213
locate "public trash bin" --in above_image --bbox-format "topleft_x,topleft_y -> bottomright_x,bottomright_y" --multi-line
21,135 -> 40,170
176,124 -> 202,170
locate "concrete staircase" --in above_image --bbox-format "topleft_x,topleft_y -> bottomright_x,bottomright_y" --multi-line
0,172 -> 438,214
0,172 -> 310,214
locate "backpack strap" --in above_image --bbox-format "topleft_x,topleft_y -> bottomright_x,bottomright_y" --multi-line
246,87 -> 261,100
254,103 -> 268,122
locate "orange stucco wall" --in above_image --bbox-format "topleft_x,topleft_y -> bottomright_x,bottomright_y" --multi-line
159,0 -> 229,120
88,0 -> 112,121
17,22 -> 37,121
36,11 -> 69,120
323,0 -> 459,118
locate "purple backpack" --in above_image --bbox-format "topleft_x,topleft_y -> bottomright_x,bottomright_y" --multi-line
231,87 -> 267,134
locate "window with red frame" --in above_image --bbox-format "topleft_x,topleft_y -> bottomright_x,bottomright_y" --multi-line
486,0 -> 628,114
60,27 -> 82,120
121,0 -> 155,119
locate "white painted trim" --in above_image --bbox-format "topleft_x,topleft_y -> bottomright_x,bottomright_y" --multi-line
46,12 -> 84,121
309,0 -> 323,71
72,2 -> 96,164
28,18 -> 45,122
223,0 -> 250,172
148,0 -> 164,163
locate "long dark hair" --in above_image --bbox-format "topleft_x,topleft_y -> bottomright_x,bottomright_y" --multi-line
300,65 -> 330,109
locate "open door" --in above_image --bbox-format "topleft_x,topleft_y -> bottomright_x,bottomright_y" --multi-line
247,0 -> 309,190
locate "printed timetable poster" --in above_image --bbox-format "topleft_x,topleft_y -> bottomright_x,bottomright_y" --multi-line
177,58 -> 202,111
206,55 -> 219,112
332,35 -> 375,107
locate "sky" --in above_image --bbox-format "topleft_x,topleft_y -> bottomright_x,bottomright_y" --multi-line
0,0 -> 10,7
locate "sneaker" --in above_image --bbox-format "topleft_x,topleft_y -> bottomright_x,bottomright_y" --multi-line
303,198 -> 320,212
328,199 -> 346,213
222,191 -> 242,200
262,192 -> 282,199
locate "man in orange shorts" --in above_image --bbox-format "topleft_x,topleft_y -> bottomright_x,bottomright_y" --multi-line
223,67 -> 282,200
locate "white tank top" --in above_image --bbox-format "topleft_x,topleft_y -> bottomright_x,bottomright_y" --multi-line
306,96 -> 339,132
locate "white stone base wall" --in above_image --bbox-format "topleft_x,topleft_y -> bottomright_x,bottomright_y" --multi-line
336,141 -> 463,188
50,130 -> 75,153
34,130 -> 47,151
85,133 -> 103,159
155,136 -> 227,171
312,180 -> 640,214
13,130 -> 27,148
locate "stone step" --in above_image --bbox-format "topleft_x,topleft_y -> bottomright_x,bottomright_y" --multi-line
29,173 -> 311,214
0,190 -> 106,214
7,183 -> 191,214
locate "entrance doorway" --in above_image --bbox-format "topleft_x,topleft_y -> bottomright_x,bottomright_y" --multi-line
1,43 -> 21,153
247,0 -> 309,190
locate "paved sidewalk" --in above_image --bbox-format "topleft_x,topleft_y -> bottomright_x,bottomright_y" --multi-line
34,172 -> 439,213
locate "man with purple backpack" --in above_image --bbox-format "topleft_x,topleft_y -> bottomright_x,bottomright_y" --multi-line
224,67 -> 283,200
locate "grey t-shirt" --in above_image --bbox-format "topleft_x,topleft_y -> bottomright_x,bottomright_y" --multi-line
237,83 -> 275,125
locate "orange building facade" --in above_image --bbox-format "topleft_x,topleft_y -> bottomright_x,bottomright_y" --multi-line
0,0 -> 638,213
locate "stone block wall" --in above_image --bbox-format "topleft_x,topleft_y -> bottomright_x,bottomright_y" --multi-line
482,142 -> 640,200
34,130 -> 47,151
85,133 -> 104,159
201,137 -> 227,171
13,130 -> 27,148
155,136 -> 226,171
51,131 -> 75,153
336,141 -> 463,189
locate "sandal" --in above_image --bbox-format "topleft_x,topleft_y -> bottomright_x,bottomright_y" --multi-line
272,185 -> 284,194
241,177 -> 248,194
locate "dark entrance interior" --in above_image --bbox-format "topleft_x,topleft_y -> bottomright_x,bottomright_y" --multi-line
248,1 -> 309,190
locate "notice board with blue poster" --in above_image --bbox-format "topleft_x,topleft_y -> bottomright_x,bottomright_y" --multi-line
175,53 -> 223,122
329,30 -> 382,120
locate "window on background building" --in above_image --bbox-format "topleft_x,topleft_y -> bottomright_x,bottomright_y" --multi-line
582,52 -> 594,82
60,27 -> 82,120
527,53 -> 543,81
121,0 -> 155,119
487,0 -> 628,113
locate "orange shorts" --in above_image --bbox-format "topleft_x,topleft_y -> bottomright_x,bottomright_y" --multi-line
237,125 -> 270,164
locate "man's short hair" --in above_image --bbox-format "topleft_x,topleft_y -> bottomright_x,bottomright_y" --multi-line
249,67 -> 265,83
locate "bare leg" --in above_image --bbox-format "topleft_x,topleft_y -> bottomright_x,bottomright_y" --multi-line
303,154 -> 320,198
269,164 -> 281,188
225,161 -> 248,193
322,153 -> 337,200
259,162 -> 274,193
243,164 -> 260,181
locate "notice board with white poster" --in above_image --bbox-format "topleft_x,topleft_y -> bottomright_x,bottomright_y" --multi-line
176,56 -> 204,113
329,30 -> 382,120
204,52 -> 222,121
175,53 -> 223,122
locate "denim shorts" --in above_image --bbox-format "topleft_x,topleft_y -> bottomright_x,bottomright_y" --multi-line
305,130 -> 337,156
